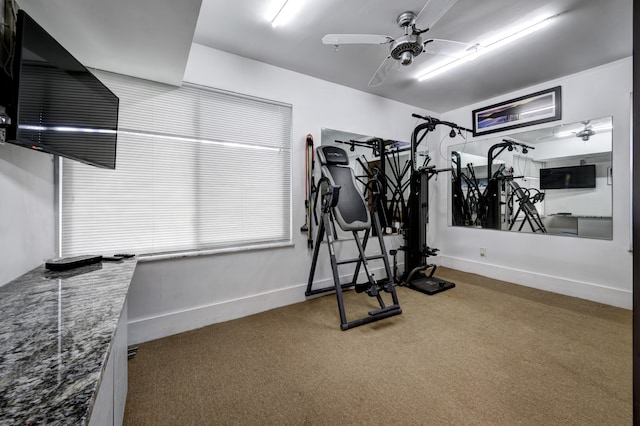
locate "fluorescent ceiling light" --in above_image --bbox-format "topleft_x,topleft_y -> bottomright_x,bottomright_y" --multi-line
417,16 -> 555,82
556,130 -> 580,138
592,123 -> 613,132
269,0 -> 304,28
554,130 -> 573,138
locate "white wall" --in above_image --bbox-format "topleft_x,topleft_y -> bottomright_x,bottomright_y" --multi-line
126,43 -> 428,344
542,159 -> 611,217
533,132 -> 612,161
0,3 -> 57,284
1,43 -> 630,345
431,57 -> 632,309
0,143 -> 57,285
534,131 -> 612,216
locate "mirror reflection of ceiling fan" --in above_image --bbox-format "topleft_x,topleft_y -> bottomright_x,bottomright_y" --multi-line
322,0 -> 474,87
553,118 -> 613,140
575,121 -> 596,141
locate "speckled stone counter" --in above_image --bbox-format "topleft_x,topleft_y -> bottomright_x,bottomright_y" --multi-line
0,258 -> 137,424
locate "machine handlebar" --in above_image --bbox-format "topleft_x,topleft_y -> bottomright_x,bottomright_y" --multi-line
412,113 -> 473,133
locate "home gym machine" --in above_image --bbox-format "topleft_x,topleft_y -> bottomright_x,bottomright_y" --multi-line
451,151 -> 473,227
306,145 -> 402,330
451,138 -> 542,232
506,180 -> 547,233
332,136 -> 418,234
485,139 -> 536,230
396,114 -> 472,295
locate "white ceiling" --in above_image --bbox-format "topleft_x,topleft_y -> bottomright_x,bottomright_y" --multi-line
16,0 -> 632,113
17,0 -> 203,86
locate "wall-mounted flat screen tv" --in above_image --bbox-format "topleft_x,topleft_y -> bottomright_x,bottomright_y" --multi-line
540,164 -> 596,189
5,10 -> 119,169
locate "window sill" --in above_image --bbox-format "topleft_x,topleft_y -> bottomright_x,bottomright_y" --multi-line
137,240 -> 294,263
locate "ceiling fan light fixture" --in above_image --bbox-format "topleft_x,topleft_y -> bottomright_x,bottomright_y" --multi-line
577,129 -> 596,141
416,15 -> 555,82
400,51 -> 414,65
322,0 -> 462,86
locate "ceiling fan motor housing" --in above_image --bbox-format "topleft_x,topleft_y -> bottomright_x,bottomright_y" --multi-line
577,129 -> 596,141
390,34 -> 424,65
397,11 -> 417,27
390,11 -> 424,66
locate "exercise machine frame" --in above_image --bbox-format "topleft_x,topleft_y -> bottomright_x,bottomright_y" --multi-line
397,114 -> 471,295
306,146 -> 402,330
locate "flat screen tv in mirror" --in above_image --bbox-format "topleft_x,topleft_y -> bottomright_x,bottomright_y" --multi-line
5,10 -> 119,169
540,164 -> 596,189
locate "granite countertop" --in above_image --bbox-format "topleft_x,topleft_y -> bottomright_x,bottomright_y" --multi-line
0,258 -> 137,424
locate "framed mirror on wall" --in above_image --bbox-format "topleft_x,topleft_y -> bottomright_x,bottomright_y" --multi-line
449,116 -> 613,240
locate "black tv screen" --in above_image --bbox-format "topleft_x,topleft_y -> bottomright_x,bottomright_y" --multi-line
540,164 -> 596,189
6,10 -> 119,169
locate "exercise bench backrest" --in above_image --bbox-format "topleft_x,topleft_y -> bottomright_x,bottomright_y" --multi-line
509,181 -> 539,215
317,146 -> 371,232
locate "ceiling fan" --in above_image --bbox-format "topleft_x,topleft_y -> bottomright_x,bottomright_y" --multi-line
575,121 -> 596,141
322,0 -> 472,87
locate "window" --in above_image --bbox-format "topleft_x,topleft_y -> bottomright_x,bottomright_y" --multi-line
61,72 -> 292,257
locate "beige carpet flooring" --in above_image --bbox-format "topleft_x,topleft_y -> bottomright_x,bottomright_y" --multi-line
123,267 -> 632,425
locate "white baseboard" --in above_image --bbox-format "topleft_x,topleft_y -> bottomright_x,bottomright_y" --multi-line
128,266 -> 392,345
436,255 -> 632,310
128,257 -> 630,345
128,283 -> 307,345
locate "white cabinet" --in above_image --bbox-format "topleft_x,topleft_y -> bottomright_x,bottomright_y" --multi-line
89,353 -> 114,425
89,299 -> 128,426
577,216 -> 613,239
544,215 -> 613,239
113,300 -> 128,425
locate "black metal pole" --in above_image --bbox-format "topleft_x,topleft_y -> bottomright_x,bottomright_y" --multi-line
632,0 -> 639,420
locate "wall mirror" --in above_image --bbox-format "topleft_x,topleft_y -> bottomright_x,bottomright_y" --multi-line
320,128 -> 427,240
449,116 -> 613,239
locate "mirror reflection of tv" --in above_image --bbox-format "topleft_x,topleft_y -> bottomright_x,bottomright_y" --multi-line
5,10 -> 119,169
540,164 -> 596,189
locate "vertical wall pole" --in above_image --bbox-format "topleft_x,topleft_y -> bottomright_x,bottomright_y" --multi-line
632,0 -> 639,421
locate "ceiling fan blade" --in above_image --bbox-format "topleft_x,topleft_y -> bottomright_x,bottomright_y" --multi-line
368,55 -> 396,87
322,34 -> 392,45
423,39 -> 476,58
415,0 -> 458,31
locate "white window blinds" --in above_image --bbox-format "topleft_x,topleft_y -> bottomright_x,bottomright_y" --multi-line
61,72 -> 292,257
